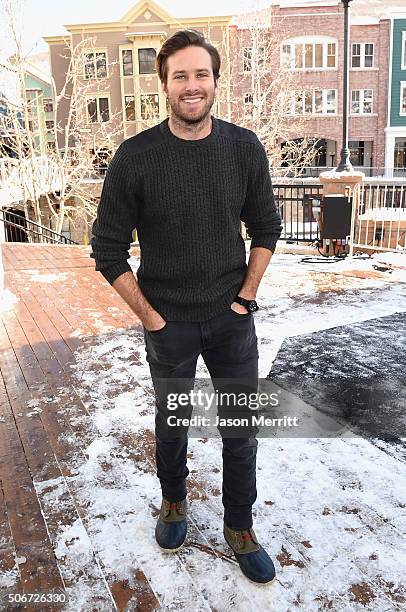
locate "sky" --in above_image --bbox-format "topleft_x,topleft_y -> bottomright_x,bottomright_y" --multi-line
3,0 -> 271,57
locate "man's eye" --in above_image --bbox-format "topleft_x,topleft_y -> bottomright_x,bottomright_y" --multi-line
174,75 -> 185,79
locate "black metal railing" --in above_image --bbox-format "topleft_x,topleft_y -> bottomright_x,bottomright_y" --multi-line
0,209 -> 78,244
273,183 -> 323,243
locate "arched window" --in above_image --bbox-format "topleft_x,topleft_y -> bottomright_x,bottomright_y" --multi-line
281,36 -> 338,70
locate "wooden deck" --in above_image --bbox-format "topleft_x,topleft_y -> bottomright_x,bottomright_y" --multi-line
0,243 -> 404,611
0,244 -> 145,610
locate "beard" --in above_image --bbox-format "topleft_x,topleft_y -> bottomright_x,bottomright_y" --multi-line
167,91 -> 215,125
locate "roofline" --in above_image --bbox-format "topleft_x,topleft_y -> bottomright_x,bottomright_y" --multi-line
63,15 -> 232,33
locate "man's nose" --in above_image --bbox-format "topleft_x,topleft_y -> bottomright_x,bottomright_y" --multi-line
185,78 -> 200,92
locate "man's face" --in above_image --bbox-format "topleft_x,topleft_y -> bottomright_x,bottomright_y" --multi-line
163,46 -> 217,124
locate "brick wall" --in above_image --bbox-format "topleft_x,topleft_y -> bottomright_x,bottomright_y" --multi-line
229,3 -> 390,170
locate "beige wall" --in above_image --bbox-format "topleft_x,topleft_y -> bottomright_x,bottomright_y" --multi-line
49,40 -> 73,150
47,13 -> 231,149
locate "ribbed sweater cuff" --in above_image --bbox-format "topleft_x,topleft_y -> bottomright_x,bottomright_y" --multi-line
250,235 -> 280,253
100,261 -> 132,285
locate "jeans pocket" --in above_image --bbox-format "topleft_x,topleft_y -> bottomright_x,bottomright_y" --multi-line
229,309 -> 252,318
145,322 -> 168,335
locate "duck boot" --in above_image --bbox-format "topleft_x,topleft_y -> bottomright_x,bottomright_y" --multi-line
155,498 -> 187,552
224,523 -> 276,585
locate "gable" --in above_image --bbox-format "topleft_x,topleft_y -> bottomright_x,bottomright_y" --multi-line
121,0 -> 172,26
129,9 -> 166,26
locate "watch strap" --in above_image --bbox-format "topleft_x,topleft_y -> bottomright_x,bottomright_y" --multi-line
234,296 -> 259,311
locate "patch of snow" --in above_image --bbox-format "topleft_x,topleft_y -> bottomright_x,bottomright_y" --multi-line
0,288 -> 18,315
29,273 -> 69,283
0,568 -> 19,589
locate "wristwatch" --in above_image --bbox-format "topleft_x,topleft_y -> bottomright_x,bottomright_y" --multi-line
234,295 -> 259,313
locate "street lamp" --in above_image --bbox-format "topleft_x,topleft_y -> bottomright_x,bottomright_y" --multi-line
336,0 -> 354,172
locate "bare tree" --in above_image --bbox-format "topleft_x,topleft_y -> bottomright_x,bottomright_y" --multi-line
214,7 -> 320,177
1,0 -> 124,241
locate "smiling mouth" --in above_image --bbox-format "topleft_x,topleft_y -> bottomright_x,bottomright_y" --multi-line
182,97 -> 203,105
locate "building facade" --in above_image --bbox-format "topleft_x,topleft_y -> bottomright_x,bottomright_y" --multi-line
44,0 -> 232,153
385,14 -> 406,175
24,64 -> 56,155
45,0 -> 404,177
230,0 -> 390,174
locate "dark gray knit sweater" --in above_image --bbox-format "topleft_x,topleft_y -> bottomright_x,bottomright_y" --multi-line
90,117 -> 282,322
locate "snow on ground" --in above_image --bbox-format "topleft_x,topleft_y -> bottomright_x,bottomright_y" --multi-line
28,253 -> 406,609
0,288 -> 18,315
29,272 -> 70,283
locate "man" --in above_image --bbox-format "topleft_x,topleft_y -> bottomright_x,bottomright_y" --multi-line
91,30 -> 282,585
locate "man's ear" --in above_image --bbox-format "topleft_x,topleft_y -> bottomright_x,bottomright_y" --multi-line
162,81 -> 168,96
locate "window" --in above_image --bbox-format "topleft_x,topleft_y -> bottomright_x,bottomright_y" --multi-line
351,89 -> 360,114
87,98 -> 97,122
394,139 -> 406,168
122,49 -> 133,76
326,90 -> 336,114
351,89 -> 373,114
295,45 -> 303,69
140,94 -> 159,120
401,83 -> 406,116
87,96 -> 110,122
365,43 -> 374,68
125,96 -> 135,121
282,44 -> 291,66
45,120 -> 54,131
352,44 -> 361,68
281,39 -> 337,70
138,48 -> 156,74
99,97 -> 109,121
244,93 -> 253,115
305,44 -> 313,68
291,89 -> 337,115
304,90 -> 312,114
402,32 -> 406,70
351,43 -> 374,68
243,47 -> 252,72
327,43 -> 336,67
315,44 -> 323,68
314,90 -> 323,114
43,98 -> 53,113
349,141 -> 365,166
84,51 -> 107,79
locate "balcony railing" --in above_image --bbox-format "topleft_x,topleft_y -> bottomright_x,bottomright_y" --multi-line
0,209 -> 78,244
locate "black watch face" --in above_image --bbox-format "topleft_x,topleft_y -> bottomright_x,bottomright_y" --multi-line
248,300 -> 258,312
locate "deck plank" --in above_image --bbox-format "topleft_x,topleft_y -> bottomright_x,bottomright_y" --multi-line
0,379 -> 65,599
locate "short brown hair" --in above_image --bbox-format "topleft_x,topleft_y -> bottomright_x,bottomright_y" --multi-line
156,30 -> 220,85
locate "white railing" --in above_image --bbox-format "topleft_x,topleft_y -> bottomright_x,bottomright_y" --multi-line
271,167 -> 406,180
349,183 -> 406,255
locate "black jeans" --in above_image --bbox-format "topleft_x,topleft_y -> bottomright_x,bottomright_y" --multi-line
144,308 -> 259,530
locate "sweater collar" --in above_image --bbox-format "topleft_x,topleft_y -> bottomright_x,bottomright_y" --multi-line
159,116 -> 219,146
